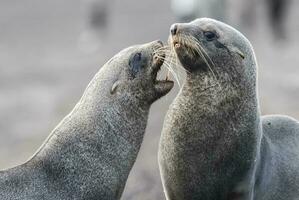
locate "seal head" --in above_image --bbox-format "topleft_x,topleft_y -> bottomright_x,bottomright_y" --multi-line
169,18 -> 255,88
106,40 -> 174,106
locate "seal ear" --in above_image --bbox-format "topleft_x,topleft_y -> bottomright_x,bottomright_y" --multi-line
110,81 -> 120,94
231,47 -> 245,59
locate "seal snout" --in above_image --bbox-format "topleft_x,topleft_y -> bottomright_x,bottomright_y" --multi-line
153,51 -> 165,67
170,24 -> 181,50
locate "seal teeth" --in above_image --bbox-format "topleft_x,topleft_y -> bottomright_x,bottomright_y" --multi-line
174,43 -> 180,48
166,70 -> 170,81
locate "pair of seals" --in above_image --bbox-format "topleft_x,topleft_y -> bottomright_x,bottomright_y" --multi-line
0,41 -> 174,200
159,18 -> 299,200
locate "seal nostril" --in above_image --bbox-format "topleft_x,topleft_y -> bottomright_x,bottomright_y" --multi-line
170,24 -> 178,35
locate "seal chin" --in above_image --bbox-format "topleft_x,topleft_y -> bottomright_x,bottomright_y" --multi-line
154,80 -> 174,97
175,46 -> 198,72
172,40 -> 207,72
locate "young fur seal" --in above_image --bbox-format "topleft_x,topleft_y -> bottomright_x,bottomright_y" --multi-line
158,18 -> 299,200
0,41 -> 174,200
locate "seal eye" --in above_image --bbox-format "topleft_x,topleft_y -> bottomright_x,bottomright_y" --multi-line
204,31 -> 217,41
133,52 -> 142,62
129,52 -> 143,77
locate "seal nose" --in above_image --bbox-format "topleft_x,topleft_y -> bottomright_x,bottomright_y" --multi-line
170,24 -> 178,35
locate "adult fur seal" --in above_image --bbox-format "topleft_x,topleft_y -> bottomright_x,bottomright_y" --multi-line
158,18 -> 299,200
0,41 -> 174,200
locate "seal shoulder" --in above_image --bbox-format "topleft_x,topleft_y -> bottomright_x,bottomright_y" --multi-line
262,114 -> 299,141
256,115 -> 299,199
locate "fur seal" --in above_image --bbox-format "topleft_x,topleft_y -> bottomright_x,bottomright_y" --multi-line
0,41 -> 174,200
158,18 -> 299,200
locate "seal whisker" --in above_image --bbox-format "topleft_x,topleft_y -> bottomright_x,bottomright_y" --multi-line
154,54 -> 181,87
179,34 -> 200,56
169,44 -> 187,84
156,51 -> 182,70
168,38 -> 190,84
154,46 -> 171,51
155,55 -> 180,80
162,61 -> 181,87
180,33 -> 223,90
153,48 -> 171,53
153,45 -> 172,54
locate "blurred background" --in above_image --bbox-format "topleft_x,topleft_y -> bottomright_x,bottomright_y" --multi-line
0,0 -> 298,199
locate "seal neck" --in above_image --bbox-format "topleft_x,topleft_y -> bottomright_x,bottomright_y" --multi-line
174,74 -> 262,198
25,74 -> 150,198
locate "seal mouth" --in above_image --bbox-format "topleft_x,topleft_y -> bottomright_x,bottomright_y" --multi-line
172,37 -> 181,49
170,35 -> 204,72
171,35 -> 182,49
151,41 -> 174,97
